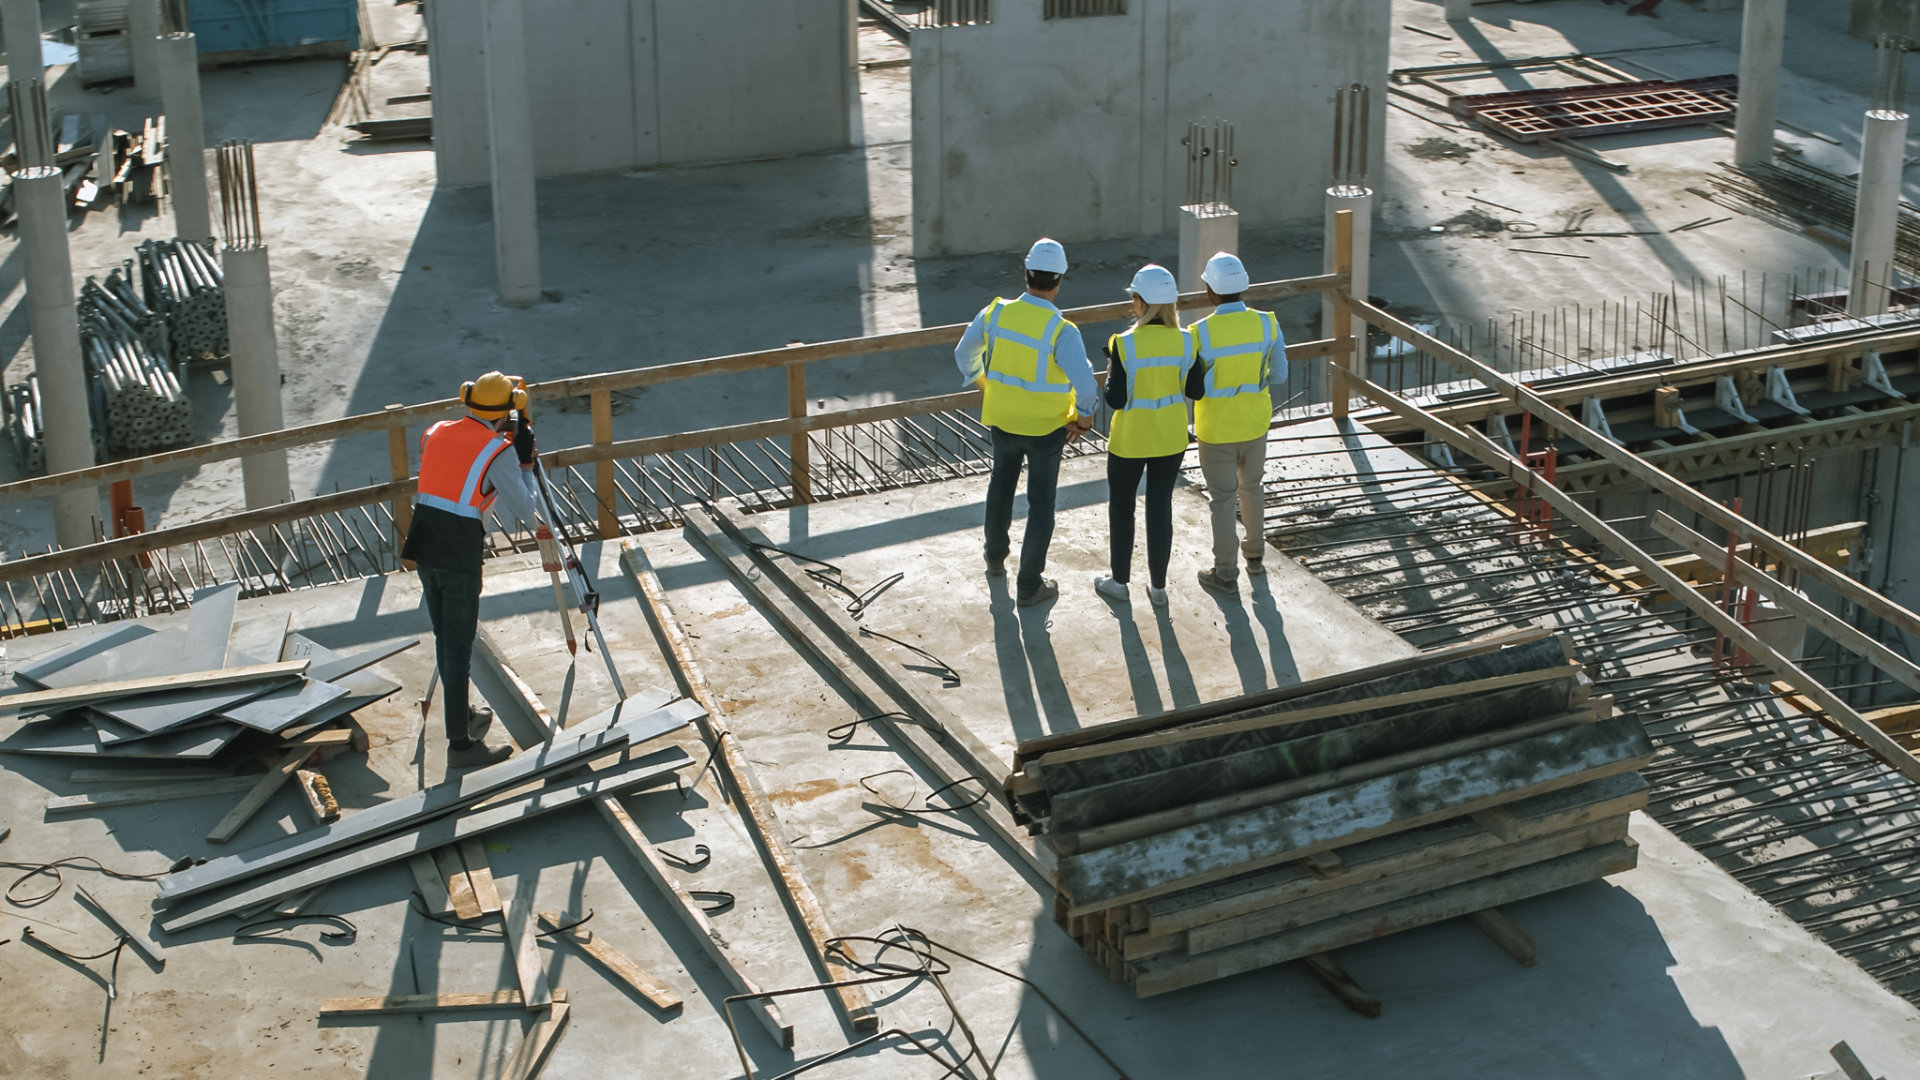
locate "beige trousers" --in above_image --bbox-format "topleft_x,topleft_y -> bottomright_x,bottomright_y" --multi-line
1197,435 -> 1266,578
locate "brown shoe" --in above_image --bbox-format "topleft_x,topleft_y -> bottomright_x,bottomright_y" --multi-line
448,740 -> 512,770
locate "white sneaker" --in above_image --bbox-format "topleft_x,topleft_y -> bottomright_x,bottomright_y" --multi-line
1094,575 -> 1130,601
1148,586 -> 1168,608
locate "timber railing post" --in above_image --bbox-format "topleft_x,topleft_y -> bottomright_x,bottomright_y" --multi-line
385,404 -> 412,540
1331,208 -> 1356,419
591,388 -> 617,537
788,361 -> 812,503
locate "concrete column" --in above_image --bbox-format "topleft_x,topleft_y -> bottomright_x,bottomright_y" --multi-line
1177,206 -> 1240,294
1444,0 -> 1473,22
222,247 -> 290,507
2,0 -> 41,88
1322,185 -> 1373,391
1734,0 -> 1788,168
1850,108 -> 1911,316
157,33 -> 212,244
15,168 -> 99,547
127,0 -> 164,100
484,0 -> 541,306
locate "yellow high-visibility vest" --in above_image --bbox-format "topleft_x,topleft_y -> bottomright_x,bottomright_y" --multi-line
1107,325 -> 1194,458
1193,308 -> 1282,444
979,297 -> 1077,437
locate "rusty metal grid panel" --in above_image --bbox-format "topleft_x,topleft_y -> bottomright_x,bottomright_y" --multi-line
1453,75 -> 1738,143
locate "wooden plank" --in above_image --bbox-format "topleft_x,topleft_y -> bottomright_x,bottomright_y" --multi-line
1131,840 -> 1639,996
538,911 -> 681,1012
1054,705 -> 1600,857
644,534 -> 1050,886
206,744 -> 314,844
158,748 -> 690,933
1056,714 -> 1651,915
0,660 -> 310,715
295,768 -> 340,824
502,1001 -> 570,1080
594,793 -> 795,1050
46,774 -> 262,812
1299,954 -> 1379,1018
501,879 -> 554,1009
621,541 -> 877,1032
460,838 -> 504,916
435,846 -> 483,921
284,728 -> 354,749
409,853 -> 452,915
321,987 -> 569,1017
159,698 -> 700,903
1651,510 -> 1920,696
1829,1041 -> 1875,1080
1469,907 -> 1537,966
1342,367 -> 1920,786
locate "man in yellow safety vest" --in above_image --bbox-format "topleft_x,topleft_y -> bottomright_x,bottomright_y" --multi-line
954,238 -> 1099,607
1189,252 -> 1285,595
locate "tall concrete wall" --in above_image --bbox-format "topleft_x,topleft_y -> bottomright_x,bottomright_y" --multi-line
910,0 -> 1391,256
428,0 -> 852,185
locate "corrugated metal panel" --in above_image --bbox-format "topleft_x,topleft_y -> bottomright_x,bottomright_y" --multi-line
189,0 -> 359,57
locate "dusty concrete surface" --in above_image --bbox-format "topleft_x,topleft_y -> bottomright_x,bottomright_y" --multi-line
1,453 -> 1919,1078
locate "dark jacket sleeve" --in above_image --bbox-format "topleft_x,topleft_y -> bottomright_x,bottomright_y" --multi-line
1185,352 -> 1207,401
1103,337 -> 1129,409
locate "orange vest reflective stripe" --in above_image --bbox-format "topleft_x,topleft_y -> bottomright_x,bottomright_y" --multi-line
414,417 -> 513,519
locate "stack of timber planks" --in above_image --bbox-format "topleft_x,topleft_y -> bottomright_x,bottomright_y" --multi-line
1003,631 -> 1653,997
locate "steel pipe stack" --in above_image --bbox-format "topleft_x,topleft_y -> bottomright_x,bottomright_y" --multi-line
79,283 -> 192,455
138,238 -> 228,362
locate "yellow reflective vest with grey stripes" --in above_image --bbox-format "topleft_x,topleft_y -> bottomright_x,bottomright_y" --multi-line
1106,324 -> 1196,459
1193,307 -> 1283,444
980,297 -> 1078,437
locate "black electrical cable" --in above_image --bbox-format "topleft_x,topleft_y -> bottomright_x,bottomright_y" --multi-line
858,769 -> 988,815
1,856 -> 173,907
234,913 -> 358,945
408,895 -> 595,936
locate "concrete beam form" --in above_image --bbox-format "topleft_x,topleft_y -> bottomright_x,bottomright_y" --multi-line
2,0 -> 42,88
158,33 -> 213,243
15,168 -> 100,546
483,0 -> 541,306
1178,206 -> 1240,295
1850,108 -> 1910,317
223,247 -> 291,507
1444,0 -> 1473,22
1734,0 -> 1788,168
127,0 -> 164,100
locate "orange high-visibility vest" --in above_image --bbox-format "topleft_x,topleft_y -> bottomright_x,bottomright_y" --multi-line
414,417 -> 513,519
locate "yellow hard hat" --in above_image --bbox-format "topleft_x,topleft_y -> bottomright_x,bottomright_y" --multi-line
461,371 -> 527,419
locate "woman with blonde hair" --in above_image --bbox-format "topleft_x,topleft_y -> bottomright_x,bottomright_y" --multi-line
1095,264 -> 1196,607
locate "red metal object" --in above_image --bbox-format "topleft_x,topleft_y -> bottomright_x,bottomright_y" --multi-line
109,480 -> 151,569
1511,413 -> 1557,546
1452,75 -> 1737,143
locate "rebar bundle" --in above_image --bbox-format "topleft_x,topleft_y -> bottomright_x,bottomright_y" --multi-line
138,237 -> 228,363
1709,157 -> 1920,278
7,377 -> 47,473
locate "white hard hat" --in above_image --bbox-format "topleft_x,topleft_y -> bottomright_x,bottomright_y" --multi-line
1200,251 -> 1250,294
1025,238 -> 1069,274
1126,264 -> 1179,305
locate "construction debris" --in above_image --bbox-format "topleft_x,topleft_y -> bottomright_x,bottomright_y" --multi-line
1005,632 -> 1651,997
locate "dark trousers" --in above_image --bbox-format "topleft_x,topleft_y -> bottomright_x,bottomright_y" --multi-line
419,564 -> 481,746
1108,450 -> 1184,589
984,425 -> 1069,597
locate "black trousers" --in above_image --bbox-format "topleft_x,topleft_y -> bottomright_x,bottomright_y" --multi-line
419,564 -> 481,746
983,425 -> 1070,597
1108,450 -> 1184,589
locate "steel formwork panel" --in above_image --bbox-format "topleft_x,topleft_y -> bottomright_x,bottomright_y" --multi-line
1453,76 -> 1739,143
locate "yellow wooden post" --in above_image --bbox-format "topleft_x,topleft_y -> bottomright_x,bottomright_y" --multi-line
1331,209 -> 1356,419
787,363 -> 811,503
590,389 -> 617,537
385,404 -> 413,538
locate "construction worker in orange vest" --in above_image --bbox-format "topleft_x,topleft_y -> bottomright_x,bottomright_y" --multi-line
954,238 -> 1100,607
1189,252 -> 1285,596
400,371 -> 548,770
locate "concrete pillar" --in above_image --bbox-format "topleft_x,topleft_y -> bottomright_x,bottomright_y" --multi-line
223,247 -> 290,507
2,0 -> 41,88
157,33 -> 212,244
127,0 -> 164,100
1444,0 -> 1473,22
15,168 -> 99,547
1322,186 -> 1373,392
1850,108 -> 1911,316
1734,0 -> 1788,168
484,0 -> 541,306
1177,206 -> 1239,295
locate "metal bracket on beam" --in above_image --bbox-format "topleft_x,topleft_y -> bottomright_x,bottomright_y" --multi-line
1766,366 -> 1811,415
1862,351 -> 1907,399
1486,413 -> 1517,456
1424,439 -> 1458,470
1581,397 -> 1616,443
1716,375 -> 1759,423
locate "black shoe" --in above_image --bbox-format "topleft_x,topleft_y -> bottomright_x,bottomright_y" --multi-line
448,740 -> 513,770
1016,579 -> 1059,607
465,705 -> 495,745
